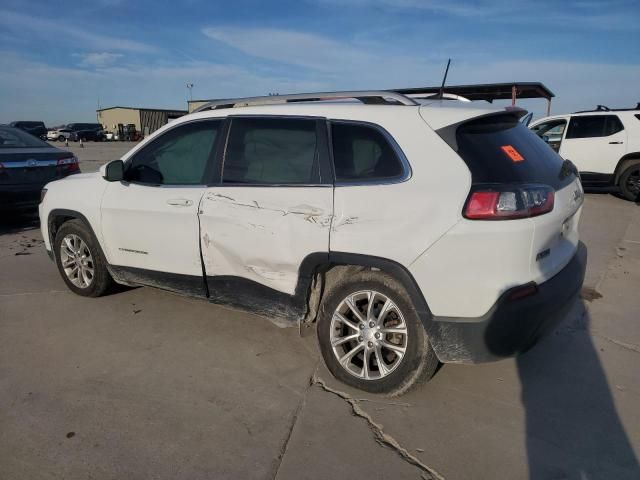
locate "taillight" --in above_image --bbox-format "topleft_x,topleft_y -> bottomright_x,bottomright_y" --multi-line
56,155 -> 79,175
464,184 -> 554,220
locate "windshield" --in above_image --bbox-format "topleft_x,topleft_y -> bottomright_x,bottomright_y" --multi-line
0,126 -> 49,148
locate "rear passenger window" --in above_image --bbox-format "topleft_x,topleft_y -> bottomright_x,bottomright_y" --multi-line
331,122 -> 405,183
566,115 -> 623,138
223,118 -> 319,184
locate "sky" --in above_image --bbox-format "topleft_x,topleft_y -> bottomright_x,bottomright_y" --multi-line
1,0 -> 639,125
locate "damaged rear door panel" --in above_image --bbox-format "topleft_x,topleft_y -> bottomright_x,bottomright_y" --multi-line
199,116 -> 334,322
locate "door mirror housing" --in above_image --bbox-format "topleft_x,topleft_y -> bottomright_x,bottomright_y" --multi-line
101,159 -> 124,182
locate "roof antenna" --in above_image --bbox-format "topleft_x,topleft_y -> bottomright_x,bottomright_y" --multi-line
437,58 -> 451,99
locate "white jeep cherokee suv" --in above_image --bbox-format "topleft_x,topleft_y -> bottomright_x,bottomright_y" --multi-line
39,91 -> 587,395
530,105 -> 640,201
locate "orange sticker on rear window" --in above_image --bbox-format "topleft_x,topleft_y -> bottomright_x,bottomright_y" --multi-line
501,145 -> 524,162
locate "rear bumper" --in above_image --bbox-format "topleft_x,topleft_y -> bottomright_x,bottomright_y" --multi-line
428,241 -> 587,363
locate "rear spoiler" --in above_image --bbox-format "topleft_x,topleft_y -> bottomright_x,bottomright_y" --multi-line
436,108 -> 529,152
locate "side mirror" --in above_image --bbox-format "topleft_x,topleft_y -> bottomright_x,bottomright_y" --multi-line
101,159 -> 124,182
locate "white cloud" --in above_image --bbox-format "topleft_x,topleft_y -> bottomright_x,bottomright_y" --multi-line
202,27 -> 374,72
317,0 -> 639,29
0,11 -> 156,53
317,0 -> 517,17
75,52 -> 124,67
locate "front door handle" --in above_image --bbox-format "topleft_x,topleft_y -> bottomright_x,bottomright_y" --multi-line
609,141 -> 623,144
167,198 -> 193,207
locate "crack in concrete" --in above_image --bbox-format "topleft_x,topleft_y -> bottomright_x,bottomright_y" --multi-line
270,369 -> 317,480
311,374 -> 445,480
593,332 -> 640,354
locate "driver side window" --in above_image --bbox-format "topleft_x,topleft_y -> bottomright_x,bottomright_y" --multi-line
127,120 -> 221,185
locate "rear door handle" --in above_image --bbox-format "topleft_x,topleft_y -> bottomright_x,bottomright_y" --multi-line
167,198 -> 193,207
609,141 -> 623,144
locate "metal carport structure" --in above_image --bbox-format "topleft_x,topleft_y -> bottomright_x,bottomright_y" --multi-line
391,82 -> 555,116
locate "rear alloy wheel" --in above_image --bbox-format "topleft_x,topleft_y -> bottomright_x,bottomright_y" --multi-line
619,163 -> 640,201
54,219 -> 114,297
317,270 -> 439,395
58,135 -> 65,142
330,290 -> 408,380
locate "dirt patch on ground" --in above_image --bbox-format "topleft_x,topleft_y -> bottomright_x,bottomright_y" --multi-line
580,286 -> 603,302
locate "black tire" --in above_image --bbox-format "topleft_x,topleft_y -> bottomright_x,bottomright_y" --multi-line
317,269 -> 439,396
58,135 -> 65,142
53,219 -> 114,297
619,162 -> 640,202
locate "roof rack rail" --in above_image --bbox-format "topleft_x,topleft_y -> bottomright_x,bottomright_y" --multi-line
574,103 -> 640,114
192,90 -> 418,112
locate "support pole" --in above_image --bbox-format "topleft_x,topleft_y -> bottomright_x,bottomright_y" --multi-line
511,85 -> 517,106
546,98 -> 551,116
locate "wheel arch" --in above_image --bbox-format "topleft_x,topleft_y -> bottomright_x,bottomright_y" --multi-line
613,153 -> 640,184
47,209 -> 104,262
298,252 -> 434,330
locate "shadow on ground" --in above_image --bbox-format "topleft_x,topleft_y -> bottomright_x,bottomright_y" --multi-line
518,300 -> 639,479
0,210 -> 40,236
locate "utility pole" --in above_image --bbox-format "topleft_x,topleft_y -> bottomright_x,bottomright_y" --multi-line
187,83 -> 194,102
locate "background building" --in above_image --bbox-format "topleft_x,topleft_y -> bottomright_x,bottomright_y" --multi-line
96,106 -> 187,136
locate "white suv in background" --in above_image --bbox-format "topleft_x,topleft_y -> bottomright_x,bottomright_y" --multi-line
530,105 -> 640,201
39,90 -> 587,395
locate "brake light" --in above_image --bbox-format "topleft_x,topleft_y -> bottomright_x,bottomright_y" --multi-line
464,185 -> 554,220
56,155 -> 79,175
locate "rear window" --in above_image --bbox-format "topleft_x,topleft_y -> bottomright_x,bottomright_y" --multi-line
451,114 -> 574,189
0,127 -> 48,148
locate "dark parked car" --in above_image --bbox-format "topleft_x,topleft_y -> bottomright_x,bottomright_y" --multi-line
0,125 -> 80,212
47,123 -> 104,142
9,121 -> 47,139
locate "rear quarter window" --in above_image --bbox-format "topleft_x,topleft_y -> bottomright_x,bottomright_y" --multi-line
330,121 -> 407,183
448,114 -> 574,190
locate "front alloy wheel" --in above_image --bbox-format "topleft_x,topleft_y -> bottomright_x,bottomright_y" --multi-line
331,290 -> 408,380
59,234 -> 95,288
